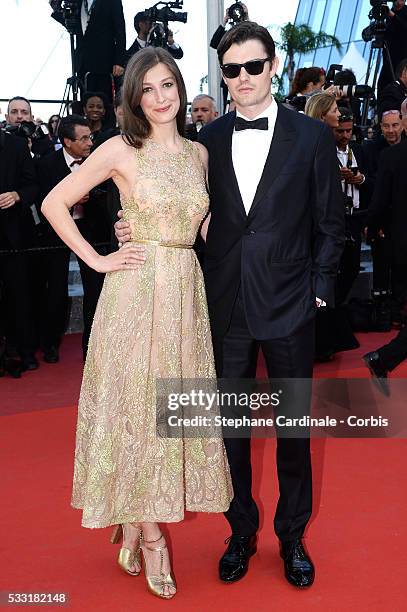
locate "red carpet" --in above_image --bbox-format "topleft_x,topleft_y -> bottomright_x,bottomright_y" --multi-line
1,333 -> 406,611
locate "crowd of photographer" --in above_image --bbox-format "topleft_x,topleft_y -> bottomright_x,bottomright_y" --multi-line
2,0 -> 407,378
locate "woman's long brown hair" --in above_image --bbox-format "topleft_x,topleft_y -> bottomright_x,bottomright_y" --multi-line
121,47 -> 187,149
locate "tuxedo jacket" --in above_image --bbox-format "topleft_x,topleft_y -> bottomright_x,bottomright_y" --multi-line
367,139 -> 407,263
0,132 -> 38,250
36,148 -> 110,246
52,0 -> 126,74
199,105 -> 345,340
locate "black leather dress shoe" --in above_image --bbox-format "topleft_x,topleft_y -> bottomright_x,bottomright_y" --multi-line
363,351 -> 389,396
280,539 -> 314,588
21,353 -> 39,371
219,534 -> 257,583
43,346 -> 59,363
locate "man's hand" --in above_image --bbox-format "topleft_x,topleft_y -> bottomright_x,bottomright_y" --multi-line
339,167 -> 354,182
167,29 -> 174,45
347,171 -> 365,185
113,65 -> 124,77
115,209 -> 132,246
0,191 -> 20,210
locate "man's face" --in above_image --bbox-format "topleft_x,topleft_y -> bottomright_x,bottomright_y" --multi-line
394,0 -> 405,10
191,97 -> 218,125
381,112 -> 403,144
221,39 -> 278,115
64,125 -> 92,158
139,19 -> 151,35
333,121 -> 353,148
6,99 -> 33,125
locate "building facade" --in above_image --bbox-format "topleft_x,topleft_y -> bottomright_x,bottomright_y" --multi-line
293,0 -> 372,70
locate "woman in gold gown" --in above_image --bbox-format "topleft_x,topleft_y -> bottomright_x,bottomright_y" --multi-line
42,47 -> 232,600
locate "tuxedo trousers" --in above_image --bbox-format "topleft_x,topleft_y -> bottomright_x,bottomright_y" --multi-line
212,290 -> 314,542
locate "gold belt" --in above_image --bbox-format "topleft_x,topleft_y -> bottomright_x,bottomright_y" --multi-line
131,239 -> 193,249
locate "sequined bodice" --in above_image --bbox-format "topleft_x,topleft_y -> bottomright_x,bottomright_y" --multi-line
122,138 -> 208,245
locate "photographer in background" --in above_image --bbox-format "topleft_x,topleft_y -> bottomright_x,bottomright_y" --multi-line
378,0 -> 407,92
378,58 -> 407,118
210,2 -> 249,112
185,94 -> 219,141
126,11 -> 183,64
333,68 -> 363,126
366,108 -> 407,329
6,97 -> 54,158
50,0 -> 126,103
0,125 -> 38,375
210,2 -> 249,49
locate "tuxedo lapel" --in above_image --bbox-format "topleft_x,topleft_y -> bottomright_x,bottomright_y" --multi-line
248,105 -> 297,219
218,112 -> 247,219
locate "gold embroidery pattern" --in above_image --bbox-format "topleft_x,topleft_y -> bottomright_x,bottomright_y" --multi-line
71,138 -> 233,528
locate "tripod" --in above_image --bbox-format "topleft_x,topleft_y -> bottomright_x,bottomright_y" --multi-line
58,31 -> 83,117
361,33 -> 395,126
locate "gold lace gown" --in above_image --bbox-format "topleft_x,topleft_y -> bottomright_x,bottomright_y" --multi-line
71,138 -> 233,528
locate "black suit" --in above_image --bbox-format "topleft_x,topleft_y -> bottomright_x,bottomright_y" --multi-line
52,0 -> 126,99
0,132 -> 38,355
36,148 -> 109,357
199,106 -> 344,541
368,139 -> 407,312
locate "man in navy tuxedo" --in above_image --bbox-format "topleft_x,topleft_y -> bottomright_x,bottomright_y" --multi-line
114,22 -> 344,587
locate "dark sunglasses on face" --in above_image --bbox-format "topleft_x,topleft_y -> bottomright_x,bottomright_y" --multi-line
221,57 -> 272,79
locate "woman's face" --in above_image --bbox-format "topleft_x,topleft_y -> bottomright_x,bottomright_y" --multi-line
323,101 -> 341,128
139,62 -> 180,128
85,96 -> 105,122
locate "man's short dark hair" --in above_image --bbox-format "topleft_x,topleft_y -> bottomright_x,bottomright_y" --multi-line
134,11 -> 148,33
7,96 -> 32,114
58,114 -> 90,145
217,21 -> 276,65
338,106 -> 354,123
396,58 -> 407,79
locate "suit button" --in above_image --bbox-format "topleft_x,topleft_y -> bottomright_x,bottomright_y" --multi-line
245,230 -> 256,235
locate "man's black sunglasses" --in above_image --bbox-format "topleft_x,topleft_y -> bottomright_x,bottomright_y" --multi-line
221,58 -> 272,79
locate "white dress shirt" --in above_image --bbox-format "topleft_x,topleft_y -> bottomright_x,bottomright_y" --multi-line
232,97 -> 278,214
81,0 -> 95,35
336,146 -> 360,209
63,148 -> 84,219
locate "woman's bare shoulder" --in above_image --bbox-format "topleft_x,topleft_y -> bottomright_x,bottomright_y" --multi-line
192,140 -> 209,166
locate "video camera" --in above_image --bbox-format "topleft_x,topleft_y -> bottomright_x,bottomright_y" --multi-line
3,121 -> 48,142
144,0 -> 187,48
362,0 -> 392,42
145,0 -> 187,24
226,2 -> 247,25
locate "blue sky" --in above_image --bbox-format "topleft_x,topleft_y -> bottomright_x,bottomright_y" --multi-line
0,0 -> 299,121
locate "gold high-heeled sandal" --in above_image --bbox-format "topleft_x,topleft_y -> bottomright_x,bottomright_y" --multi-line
141,533 -> 176,599
110,523 -> 142,576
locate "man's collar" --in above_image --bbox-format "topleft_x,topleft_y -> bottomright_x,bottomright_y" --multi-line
63,148 -> 81,167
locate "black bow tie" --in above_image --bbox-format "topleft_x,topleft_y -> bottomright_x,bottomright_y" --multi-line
235,117 -> 269,132
70,159 -> 84,167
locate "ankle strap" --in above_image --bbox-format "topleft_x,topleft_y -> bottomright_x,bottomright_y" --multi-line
142,533 -> 167,552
